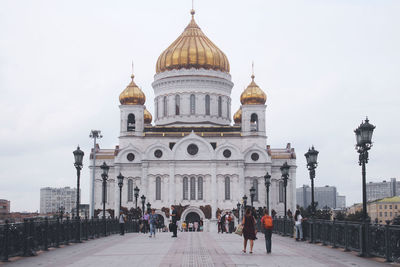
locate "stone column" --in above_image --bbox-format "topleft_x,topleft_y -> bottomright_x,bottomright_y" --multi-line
238,162 -> 245,200
142,162 -> 149,199
211,162 -> 217,219
169,162 -> 175,205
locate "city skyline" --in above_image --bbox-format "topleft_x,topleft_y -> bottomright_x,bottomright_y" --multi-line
1,0 -> 399,211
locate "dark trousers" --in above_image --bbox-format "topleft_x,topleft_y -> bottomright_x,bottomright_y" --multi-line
172,222 -> 177,236
264,229 -> 272,253
120,223 -> 125,235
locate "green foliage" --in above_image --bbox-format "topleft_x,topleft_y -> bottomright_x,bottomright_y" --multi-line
392,215 -> 400,225
345,211 -> 363,222
334,211 -> 346,221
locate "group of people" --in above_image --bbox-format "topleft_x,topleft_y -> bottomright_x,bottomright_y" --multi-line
181,220 -> 203,232
217,212 -> 235,233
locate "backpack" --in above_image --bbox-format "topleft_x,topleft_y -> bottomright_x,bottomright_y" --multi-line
263,215 -> 273,229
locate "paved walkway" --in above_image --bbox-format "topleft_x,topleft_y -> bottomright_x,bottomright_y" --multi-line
2,232 -> 396,267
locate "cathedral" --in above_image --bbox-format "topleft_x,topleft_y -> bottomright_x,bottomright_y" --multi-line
90,9 -> 296,231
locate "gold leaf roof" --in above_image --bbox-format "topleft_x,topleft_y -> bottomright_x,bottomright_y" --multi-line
156,10 -> 230,74
240,74 -> 267,105
233,108 -> 242,124
119,74 -> 146,105
144,108 -> 152,124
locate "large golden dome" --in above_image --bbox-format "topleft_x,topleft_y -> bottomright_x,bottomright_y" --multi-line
233,108 -> 242,124
156,10 -> 230,74
144,108 -> 152,124
240,74 -> 267,105
119,74 -> 146,105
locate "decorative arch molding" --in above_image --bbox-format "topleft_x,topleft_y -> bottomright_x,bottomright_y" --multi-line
181,206 -> 206,222
115,143 -> 143,163
172,131 -> 216,160
214,141 -> 244,161
143,141 -> 173,160
243,144 -> 270,164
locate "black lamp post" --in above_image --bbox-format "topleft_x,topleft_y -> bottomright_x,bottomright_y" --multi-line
73,146 -> 84,243
134,186 -> 140,209
355,117 -> 375,256
141,195 -> 146,217
236,202 -> 241,224
250,187 -> 256,208
264,172 -> 271,215
280,162 -> 290,218
117,173 -> 124,215
100,162 -> 109,236
305,146 -> 319,215
146,202 -> 151,214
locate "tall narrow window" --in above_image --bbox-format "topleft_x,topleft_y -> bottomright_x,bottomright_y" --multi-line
250,113 -> 258,131
218,96 -> 222,117
205,95 -> 210,115
190,94 -> 195,115
183,177 -> 189,200
127,179 -> 133,202
190,177 -> 196,200
198,177 -> 203,200
227,99 -> 230,118
225,176 -> 230,200
175,95 -> 180,115
155,98 -> 158,120
156,177 -> 161,200
127,113 -> 135,131
163,96 -> 167,117
279,181 -> 284,203
253,179 -> 259,201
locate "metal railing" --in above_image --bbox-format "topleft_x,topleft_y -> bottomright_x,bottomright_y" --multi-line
0,218 -> 139,261
268,217 -> 400,262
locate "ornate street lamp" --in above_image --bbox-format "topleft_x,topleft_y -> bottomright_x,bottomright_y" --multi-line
134,186 -> 140,209
236,202 -> 241,224
73,146 -> 84,242
250,187 -> 256,208
141,195 -> 146,217
146,202 -> 151,214
305,146 -> 319,215
264,172 -> 271,215
117,173 -> 124,215
355,117 -> 375,256
280,162 -> 290,218
100,162 -> 109,236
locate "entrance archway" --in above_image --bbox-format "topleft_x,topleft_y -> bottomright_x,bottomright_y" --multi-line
181,206 -> 206,232
186,212 -> 200,223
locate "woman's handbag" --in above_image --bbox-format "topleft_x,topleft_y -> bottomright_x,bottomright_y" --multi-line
235,224 -> 243,236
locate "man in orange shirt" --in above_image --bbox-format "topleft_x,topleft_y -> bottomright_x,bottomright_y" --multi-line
261,209 -> 273,254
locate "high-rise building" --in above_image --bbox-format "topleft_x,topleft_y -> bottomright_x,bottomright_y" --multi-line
297,185 -> 344,209
40,187 -> 77,214
0,199 -> 10,214
367,178 -> 399,202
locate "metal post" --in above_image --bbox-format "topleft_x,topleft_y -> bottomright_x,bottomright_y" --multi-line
2,220 -> 9,262
119,186 -> 122,213
266,185 -> 270,215
102,174 -> 107,236
76,166 -> 81,243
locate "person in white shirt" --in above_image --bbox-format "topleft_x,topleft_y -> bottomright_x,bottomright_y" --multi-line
294,209 -> 303,241
119,211 -> 126,235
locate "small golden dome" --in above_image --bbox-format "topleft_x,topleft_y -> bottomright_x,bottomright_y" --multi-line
119,74 -> 146,105
233,108 -> 242,124
144,108 -> 152,124
156,10 -> 230,74
240,75 -> 267,105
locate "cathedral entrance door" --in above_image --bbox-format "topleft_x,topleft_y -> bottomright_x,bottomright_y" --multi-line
185,212 -> 201,232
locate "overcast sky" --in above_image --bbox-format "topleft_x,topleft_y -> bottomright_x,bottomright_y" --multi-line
1,0 -> 399,212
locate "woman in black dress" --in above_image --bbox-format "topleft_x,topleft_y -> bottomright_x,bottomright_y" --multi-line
242,207 -> 256,253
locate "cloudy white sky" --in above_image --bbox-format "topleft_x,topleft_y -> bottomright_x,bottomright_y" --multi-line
1,0 -> 399,212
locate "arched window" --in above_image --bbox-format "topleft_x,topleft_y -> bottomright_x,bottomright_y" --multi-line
253,179 -> 259,201
183,177 -> 189,200
279,181 -> 284,203
190,177 -> 196,200
175,95 -> 180,115
205,95 -> 210,115
225,176 -> 230,200
127,179 -> 133,202
156,177 -> 161,200
250,113 -> 258,131
198,177 -> 203,200
127,113 -> 135,131
163,96 -> 167,117
218,96 -> 222,117
190,94 -> 196,115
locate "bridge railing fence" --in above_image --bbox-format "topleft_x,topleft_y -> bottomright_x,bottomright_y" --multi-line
0,217 -> 139,261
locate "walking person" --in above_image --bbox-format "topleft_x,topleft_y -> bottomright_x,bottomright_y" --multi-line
149,209 -> 157,238
119,211 -> 126,235
294,209 -> 303,241
242,207 -> 257,254
171,206 -> 178,237
261,209 -> 273,253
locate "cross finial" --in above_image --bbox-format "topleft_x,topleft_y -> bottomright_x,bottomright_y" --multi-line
190,0 -> 195,16
251,61 -> 255,80
131,61 -> 134,80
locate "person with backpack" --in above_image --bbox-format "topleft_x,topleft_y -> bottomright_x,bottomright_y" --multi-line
261,209 -> 273,254
149,209 -> 157,238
